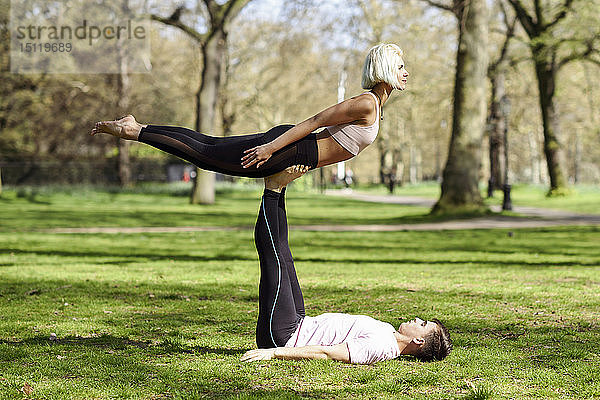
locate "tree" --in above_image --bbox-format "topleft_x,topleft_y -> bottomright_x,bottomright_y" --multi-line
487,2 -> 516,195
152,0 -> 252,204
353,0 -> 442,191
422,0 -> 490,213
0,0 -> 6,195
506,0 -> 600,195
117,0 -> 133,187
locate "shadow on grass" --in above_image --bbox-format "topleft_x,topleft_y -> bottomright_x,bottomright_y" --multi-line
0,334 -> 246,357
2,245 -> 595,267
2,225 -> 599,267
0,247 -> 256,263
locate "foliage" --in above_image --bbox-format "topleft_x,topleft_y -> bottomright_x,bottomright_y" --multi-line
504,0 -> 600,191
1,0 -> 600,188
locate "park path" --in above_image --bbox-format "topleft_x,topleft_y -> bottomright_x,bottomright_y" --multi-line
46,190 -> 600,234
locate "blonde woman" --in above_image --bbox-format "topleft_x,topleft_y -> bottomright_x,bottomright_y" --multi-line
91,44 -> 409,189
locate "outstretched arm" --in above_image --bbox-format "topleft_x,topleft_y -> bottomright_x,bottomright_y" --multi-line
241,343 -> 350,363
241,94 -> 376,169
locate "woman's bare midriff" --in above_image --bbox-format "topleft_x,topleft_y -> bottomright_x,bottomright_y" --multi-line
315,130 -> 354,168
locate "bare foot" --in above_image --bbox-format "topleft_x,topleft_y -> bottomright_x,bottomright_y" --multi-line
90,114 -> 143,140
265,165 -> 311,192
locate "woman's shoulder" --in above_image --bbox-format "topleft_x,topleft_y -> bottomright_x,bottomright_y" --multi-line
346,92 -> 378,125
350,91 -> 377,107
347,92 -> 377,117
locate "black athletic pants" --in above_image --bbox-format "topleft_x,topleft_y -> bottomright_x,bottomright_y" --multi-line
138,124 -> 318,178
255,188 -> 305,348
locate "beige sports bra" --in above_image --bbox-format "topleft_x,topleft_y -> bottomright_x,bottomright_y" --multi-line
325,92 -> 380,156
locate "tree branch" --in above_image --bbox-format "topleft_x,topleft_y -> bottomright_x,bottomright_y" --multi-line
420,0 -> 455,15
508,55 -> 532,68
202,0 -> 220,22
150,13 -> 208,45
499,0 -> 511,28
534,0 -> 542,26
506,0 -> 537,38
489,10 -> 517,75
558,41 -> 599,70
584,57 -> 600,67
222,0 -> 252,23
201,0 -> 251,43
544,0 -> 574,30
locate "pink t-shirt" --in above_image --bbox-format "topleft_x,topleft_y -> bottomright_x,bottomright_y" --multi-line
284,313 -> 401,364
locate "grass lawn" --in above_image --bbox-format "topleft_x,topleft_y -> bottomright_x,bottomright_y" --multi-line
357,182 -> 600,215
483,184 -> 600,215
0,185 -> 599,399
1,182 -> 598,232
0,184 -> 435,231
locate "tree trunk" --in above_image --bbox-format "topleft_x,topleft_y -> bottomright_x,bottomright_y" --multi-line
117,70 -> 132,187
151,1 -> 253,203
488,73 -> 505,193
527,129 -> 540,184
433,0 -> 489,213
573,130 -> 581,184
116,0 -> 132,187
191,28 -> 227,204
392,147 -> 403,189
379,151 -> 386,184
534,57 -> 568,195
409,144 -> 417,184
117,139 -> 131,186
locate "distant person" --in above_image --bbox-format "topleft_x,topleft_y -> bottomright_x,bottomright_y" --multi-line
243,180 -> 452,365
344,168 -> 354,187
91,44 -> 409,181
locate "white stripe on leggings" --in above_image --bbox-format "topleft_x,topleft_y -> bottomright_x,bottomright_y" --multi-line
262,199 -> 281,347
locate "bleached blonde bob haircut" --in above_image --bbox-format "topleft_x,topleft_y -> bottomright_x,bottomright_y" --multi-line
361,43 -> 405,90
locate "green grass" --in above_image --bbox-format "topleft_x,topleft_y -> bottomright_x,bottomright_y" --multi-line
1,182 -> 598,233
356,182 -> 600,215
483,184 -> 600,215
0,185 -> 599,399
0,183 -> 444,231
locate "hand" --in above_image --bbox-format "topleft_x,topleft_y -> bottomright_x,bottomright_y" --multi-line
241,143 -> 273,169
240,348 -> 276,362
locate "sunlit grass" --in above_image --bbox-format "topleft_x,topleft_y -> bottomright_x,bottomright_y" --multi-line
0,185 -> 598,398
0,183 -> 438,231
2,182 -> 598,233
0,227 -> 598,399
355,182 -> 600,215
484,183 -> 600,214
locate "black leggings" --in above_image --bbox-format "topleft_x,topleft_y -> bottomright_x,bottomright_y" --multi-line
255,188 -> 305,348
138,124 -> 319,178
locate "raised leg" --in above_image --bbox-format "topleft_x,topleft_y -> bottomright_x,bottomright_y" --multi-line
255,189 -> 300,348
278,187 -> 305,318
92,116 -> 316,178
